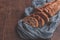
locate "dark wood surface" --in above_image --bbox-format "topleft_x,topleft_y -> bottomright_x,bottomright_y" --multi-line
0,0 -> 60,40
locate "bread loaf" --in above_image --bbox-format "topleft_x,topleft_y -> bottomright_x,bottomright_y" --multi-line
23,0 -> 60,27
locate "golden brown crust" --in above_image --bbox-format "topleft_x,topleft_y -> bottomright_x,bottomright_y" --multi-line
22,0 -> 60,28
35,8 -> 49,23
31,14 -> 45,27
23,17 -> 39,27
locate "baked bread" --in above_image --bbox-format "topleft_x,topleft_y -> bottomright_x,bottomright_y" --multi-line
22,0 -> 60,28
23,16 -> 38,27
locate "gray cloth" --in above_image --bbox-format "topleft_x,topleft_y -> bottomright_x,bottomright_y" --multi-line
17,0 -> 60,40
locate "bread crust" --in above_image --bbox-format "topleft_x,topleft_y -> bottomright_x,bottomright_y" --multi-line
22,0 -> 60,28
23,17 -> 38,27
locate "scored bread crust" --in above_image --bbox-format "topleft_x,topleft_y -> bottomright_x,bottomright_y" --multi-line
35,8 -> 49,23
31,14 -> 45,27
23,16 -> 39,27
22,0 -> 60,28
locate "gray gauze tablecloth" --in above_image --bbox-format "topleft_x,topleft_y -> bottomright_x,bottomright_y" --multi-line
17,0 -> 60,39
